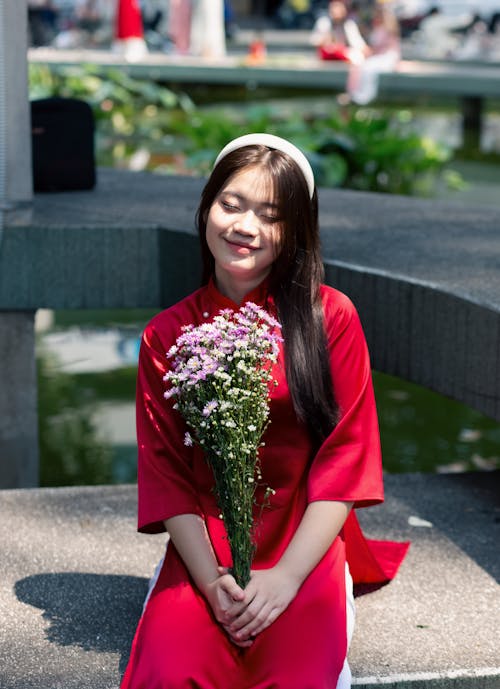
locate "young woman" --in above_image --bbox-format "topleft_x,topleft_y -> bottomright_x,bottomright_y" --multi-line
120,134 -> 408,689
347,2 -> 401,104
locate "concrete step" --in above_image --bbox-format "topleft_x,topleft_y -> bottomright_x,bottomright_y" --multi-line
0,472 -> 498,688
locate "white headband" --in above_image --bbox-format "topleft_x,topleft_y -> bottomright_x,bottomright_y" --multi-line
213,133 -> 315,199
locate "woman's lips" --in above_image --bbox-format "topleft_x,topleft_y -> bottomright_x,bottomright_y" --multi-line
224,238 -> 258,255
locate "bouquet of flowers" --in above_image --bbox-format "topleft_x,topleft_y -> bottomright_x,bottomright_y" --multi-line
164,302 -> 282,588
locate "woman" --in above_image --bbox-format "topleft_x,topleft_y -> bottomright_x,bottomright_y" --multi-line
311,1 -> 367,63
347,2 -> 401,104
121,134 -> 408,688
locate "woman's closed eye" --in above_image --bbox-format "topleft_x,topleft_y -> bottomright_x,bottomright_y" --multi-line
260,212 -> 281,224
221,200 -> 240,212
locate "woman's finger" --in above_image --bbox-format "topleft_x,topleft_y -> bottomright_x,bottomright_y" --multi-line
218,574 -> 245,602
222,623 -> 254,648
245,606 -> 281,637
230,598 -> 269,637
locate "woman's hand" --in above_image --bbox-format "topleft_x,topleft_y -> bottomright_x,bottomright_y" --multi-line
226,565 -> 301,643
204,572 -> 253,648
221,501 -> 353,644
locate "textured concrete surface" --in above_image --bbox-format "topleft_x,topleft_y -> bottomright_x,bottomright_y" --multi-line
0,472 -> 498,689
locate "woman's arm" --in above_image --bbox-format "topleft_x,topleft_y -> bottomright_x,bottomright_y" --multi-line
225,500 -> 353,642
163,514 -> 252,647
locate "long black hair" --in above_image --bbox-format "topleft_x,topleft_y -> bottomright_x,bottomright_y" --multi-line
196,145 -> 338,451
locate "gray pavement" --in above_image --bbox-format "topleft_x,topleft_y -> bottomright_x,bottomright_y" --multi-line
0,472 -> 498,689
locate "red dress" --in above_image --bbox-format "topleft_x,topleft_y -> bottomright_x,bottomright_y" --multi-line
121,280 -> 408,689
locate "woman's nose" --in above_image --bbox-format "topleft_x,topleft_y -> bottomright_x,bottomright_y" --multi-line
235,210 -> 258,234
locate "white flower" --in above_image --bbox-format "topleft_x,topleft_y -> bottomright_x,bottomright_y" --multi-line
183,432 -> 193,447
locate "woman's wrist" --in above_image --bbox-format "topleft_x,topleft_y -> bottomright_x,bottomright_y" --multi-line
273,557 -> 308,591
163,514 -> 221,598
197,569 -> 223,599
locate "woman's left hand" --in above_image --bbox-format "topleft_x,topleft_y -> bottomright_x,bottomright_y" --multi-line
225,566 -> 301,642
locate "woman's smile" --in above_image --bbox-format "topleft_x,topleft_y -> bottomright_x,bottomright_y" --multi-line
224,237 -> 259,255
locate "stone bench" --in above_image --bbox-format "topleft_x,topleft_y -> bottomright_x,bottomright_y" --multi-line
1,472 -> 498,688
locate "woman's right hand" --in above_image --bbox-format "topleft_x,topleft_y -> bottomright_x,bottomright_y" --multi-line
204,572 -> 253,648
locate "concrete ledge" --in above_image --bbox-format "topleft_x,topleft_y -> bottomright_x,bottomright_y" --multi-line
0,472 -> 498,688
28,48 -> 500,99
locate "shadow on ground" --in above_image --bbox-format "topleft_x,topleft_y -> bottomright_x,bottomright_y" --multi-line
15,573 -> 147,675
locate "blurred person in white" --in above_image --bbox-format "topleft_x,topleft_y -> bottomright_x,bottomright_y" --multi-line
415,6 -> 474,59
346,0 -> 401,104
190,0 -> 226,57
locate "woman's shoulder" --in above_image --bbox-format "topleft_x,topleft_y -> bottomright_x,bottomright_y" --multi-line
320,285 -> 362,337
320,284 -> 357,316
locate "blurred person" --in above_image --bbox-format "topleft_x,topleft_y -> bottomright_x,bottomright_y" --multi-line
190,0 -> 226,57
140,0 -> 170,50
488,13 -> 500,60
168,0 -> 192,54
275,0 -> 318,29
51,0 -> 115,49
75,0 -> 102,33
28,0 -> 59,46
453,15 -> 491,61
414,6 -> 473,59
141,0 -> 165,33
310,0 -> 367,61
224,0 -> 238,40
346,1 -> 401,104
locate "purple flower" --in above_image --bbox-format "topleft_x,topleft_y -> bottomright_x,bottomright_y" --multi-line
202,400 -> 219,417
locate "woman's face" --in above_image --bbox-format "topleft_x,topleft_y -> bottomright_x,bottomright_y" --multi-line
330,2 -> 347,21
206,164 -> 283,291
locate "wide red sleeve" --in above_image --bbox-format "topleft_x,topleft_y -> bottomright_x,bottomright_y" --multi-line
136,316 -> 203,533
307,287 -> 384,508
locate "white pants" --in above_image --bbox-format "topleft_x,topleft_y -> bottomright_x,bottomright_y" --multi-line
337,562 -> 355,689
348,50 -> 400,105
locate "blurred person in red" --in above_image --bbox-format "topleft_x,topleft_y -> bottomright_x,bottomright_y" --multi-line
311,1 -> 367,62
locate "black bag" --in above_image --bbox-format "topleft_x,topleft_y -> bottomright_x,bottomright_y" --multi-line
31,97 -> 96,192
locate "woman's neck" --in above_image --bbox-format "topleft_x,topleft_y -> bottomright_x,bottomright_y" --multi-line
213,269 -> 268,306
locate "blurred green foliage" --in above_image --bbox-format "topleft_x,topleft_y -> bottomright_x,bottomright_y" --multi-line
29,63 -> 460,196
